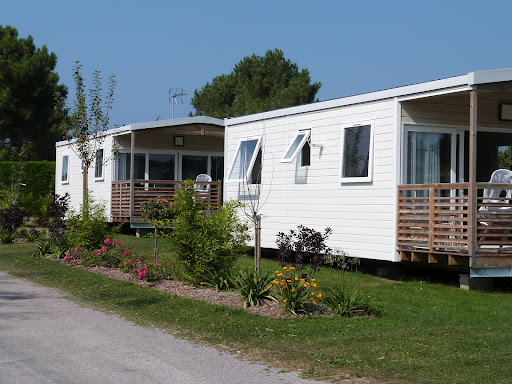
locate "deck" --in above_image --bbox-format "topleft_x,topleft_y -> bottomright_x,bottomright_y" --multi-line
397,183 -> 512,269
111,180 -> 221,223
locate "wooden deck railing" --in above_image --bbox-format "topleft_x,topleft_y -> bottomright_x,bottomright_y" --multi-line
397,183 -> 512,267
111,180 -> 221,223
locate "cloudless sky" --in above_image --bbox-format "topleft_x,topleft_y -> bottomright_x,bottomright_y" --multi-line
2,0 -> 512,127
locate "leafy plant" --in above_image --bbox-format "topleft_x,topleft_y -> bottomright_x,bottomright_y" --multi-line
120,254 -> 171,281
170,180 -> 249,284
232,269 -> 274,308
140,196 -> 174,259
320,285 -> 372,317
0,203 -> 28,239
66,198 -> 109,250
37,192 -> 69,245
80,238 -> 126,267
0,231 -> 17,244
271,266 -> 318,315
202,264 -> 236,292
22,227 -> 40,242
33,239 -> 53,257
276,225 -> 333,277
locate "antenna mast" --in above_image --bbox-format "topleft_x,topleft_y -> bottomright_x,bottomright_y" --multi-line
169,88 -> 187,119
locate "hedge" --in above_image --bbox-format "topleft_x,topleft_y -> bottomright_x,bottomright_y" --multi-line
0,161 -> 55,198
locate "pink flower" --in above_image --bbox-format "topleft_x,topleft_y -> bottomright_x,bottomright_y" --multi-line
144,260 -> 148,265
75,247 -> 81,252
119,263 -> 123,267
64,254 -> 72,262
133,268 -> 137,273
104,238 -> 111,245
155,262 -> 161,267
137,266 -> 148,280
162,199 -> 167,203
136,259 -> 141,264
123,251 -> 130,257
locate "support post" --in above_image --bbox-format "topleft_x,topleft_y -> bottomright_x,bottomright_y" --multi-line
130,132 -> 135,222
255,215 -> 261,275
468,89 -> 478,266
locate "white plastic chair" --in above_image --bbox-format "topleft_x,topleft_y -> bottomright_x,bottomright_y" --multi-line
194,174 -> 212,197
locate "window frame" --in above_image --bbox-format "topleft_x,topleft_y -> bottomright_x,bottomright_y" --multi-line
61,155 -> 69,184
339,121 -> 374,183
227,136 -> 262,183
94,149 -> 104,180
279,130 -> 311,164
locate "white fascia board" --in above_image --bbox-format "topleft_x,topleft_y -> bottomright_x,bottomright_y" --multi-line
226,75 -> 470,126
469,68 -> 512,86
130,116 -> 224,131
55,125 -> 127,147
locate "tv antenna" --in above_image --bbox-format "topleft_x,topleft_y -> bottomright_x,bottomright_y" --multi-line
169,88 -> 187,119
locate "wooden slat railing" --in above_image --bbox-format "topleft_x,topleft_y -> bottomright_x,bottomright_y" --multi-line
111,180 -> 221,223
398,183 -> 512,266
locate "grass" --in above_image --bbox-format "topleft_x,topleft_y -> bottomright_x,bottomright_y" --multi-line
1,235 -> 512,383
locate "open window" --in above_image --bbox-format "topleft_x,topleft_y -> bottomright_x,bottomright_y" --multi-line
94,149 -> 104,179
61,155 -> 69,184
227,137 -> 262,183
280,130 -> 311,164
340,122 -> 374,183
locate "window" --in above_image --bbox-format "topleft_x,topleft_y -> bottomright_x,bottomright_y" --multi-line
280,130 -> 311,164
181,154 -> 207,180
340,122 -> 374,183
61,155 -> 69,183
301,141 -> 311,167
94,149 -> 104,179
227,137 -> 262,183
149,153 -> 175,180
210,156 -> 224,181
115,153 -> 146,180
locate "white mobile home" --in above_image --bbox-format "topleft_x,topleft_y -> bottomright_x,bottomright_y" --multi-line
56,116 -> 224,224
224,68 -> 512,277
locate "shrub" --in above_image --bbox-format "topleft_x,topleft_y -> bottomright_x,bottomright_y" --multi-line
0,203 -> 28,241
276,225 -> 333,277
33,239 -> 53,257
67,198 -> 109,250
80,238 -> 128,267
119,254 -> 172,281
271,266 -> 318,315
171,180 -> 249,284
140,196 -> 174,259
232,269 -> 274,308
37,193 -> 69,245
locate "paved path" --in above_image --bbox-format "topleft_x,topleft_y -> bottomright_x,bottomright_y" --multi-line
0,271 -> 325,384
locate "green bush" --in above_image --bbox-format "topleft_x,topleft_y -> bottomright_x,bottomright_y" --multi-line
67,199 -> 109,250
201,263 -> 237,292
170,180 -> 249,284
320,284 -> 372,317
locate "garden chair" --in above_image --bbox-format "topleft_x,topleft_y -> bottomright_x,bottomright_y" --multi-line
194,174 -> 212,199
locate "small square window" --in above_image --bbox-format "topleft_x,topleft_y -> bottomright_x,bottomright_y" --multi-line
340,122 -> 374,183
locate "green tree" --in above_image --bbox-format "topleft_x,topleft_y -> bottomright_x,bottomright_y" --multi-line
0,25 -> 67,160
61,61 -> 116,208
191,49 -> 321,118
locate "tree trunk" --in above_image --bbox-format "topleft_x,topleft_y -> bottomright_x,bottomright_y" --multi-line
82,166 -> 88,211
154,226 -> 159,262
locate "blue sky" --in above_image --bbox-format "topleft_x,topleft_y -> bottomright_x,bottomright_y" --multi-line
2,1 -> 511,127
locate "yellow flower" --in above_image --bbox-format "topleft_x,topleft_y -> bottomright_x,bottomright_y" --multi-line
273,279 -> 279,284
283,266 -> 288,270
289,267 -> 295,270
283,298 -> 288,303
312,301 -> 317,305
303,283 -> 308,287
291,288 -> 295,292
311,292 -> 315,295
311,282 -> 317,287
294,276 -> 298,281
278,273 -> 284,277
287,279 -> 291,283
316,293 -> 322,298
275,271 -> 279,274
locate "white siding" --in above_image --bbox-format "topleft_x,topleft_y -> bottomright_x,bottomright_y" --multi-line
55,135 -> 114,218
225,99 -> 398,262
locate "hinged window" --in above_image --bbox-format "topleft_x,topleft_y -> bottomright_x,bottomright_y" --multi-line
94,149 -> 104,179
227,137 -> 262,183
280,130 -> 311,164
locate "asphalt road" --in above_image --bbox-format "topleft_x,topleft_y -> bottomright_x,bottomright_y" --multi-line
0,271 -> 324,384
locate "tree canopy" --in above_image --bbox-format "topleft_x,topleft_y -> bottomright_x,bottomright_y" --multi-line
0,25 -> 67,160
191,49 -> 321,118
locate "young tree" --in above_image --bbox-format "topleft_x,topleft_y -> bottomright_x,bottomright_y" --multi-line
60,61 -> 116,209
0,25 -> 68,160
191,49 -> 321,118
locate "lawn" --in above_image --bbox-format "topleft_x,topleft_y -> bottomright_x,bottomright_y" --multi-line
1,235 -> 511,383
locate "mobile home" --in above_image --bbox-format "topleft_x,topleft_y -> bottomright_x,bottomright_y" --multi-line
224,68 -> 512,278
56,116 -> 224,225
